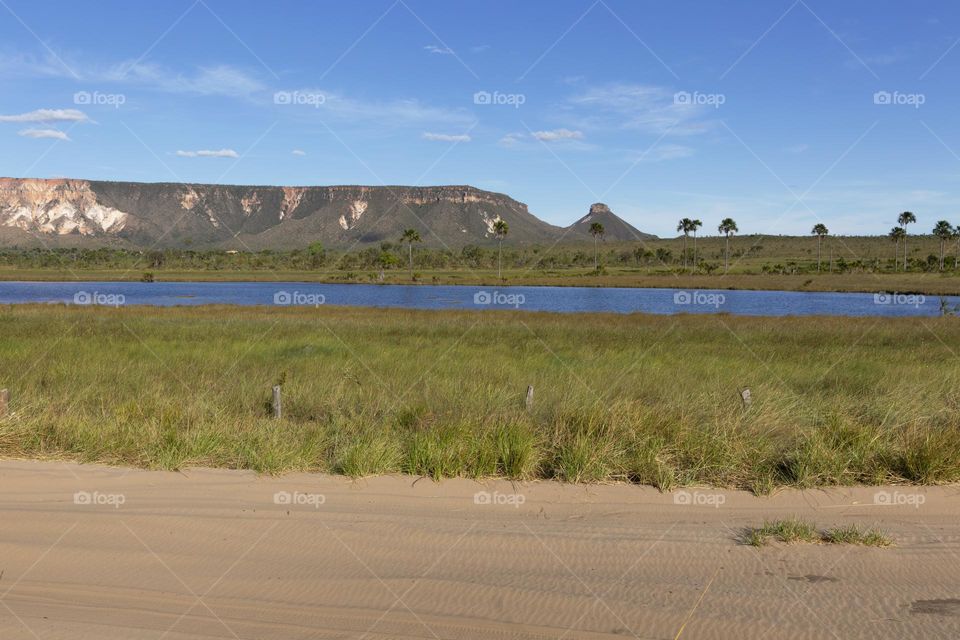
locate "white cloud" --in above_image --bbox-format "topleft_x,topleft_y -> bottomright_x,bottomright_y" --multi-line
18,128 -> 70,141
291,149 -> 306,156
0,108 -> 89,123
176,149 -> 239,158
422,132 -> 471,142
424,44 -> 455,55
532,128 -> 584,142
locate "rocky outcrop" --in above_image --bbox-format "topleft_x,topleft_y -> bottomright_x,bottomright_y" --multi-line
565,202 -> 655,242
0,178 -> 128,236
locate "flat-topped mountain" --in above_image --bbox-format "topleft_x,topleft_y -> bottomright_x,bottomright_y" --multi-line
566,203 -> 654,242
0,178 -> 655,249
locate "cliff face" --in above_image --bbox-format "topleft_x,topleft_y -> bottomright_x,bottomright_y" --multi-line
0,178 -> 128,236
0,179 -> 563,249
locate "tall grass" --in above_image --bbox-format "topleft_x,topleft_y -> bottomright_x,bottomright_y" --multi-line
1,303 -> 959,489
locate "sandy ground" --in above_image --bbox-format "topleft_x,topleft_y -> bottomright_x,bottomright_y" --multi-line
0,461 -> 958,639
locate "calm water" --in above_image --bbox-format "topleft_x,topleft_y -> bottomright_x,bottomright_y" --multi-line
0,281 -> 954,317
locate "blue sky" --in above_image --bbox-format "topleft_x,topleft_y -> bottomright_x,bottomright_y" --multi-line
1,0 -> 959,236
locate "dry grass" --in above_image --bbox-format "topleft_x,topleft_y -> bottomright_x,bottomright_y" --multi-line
0,304 -> 959,488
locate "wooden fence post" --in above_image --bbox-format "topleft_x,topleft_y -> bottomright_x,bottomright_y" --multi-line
0,389 -> 7,417
272,385 -> 282,419
525,385 -> 534,411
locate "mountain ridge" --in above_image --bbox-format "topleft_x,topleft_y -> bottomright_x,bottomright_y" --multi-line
0,178 -> 655,249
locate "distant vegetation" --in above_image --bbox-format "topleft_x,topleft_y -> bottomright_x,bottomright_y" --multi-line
2,304 -> 959,489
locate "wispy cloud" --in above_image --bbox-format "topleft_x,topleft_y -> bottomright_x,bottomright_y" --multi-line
562,83 -> 713,136
0,108 -> 89,123
0,53 -> 264,98
18,128 -> 70,141
316,92 -> 474,126
424,44 -> 455,55
785,143 -> 810,154
422,132 -> 471,142
115,63 -> 264,97
291,149 -> 306,156
470,45 -> 491,54
175,149 -> 239,158
499,133 -> 524,147
630,143 -> 694,162
532,128 -> 584,142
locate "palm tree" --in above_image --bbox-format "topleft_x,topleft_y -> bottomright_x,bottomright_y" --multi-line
889,226 -> 905,271
955,223 -> 960,270
897,211 -> 916,271
811,223 -> 829,272
589,222 -> 605,269
399,228 -> 421,279
690,219 -> 703,271
677,218 -> 693,269
718,218 -> 738,272
493,219 -> 509,279
933,220 -> 954,271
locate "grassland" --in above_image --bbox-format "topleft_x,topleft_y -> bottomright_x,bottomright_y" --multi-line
2,233 -> 960,294
1,304 -> 958,490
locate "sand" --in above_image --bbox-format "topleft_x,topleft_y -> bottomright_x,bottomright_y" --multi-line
0,460 -> 958,639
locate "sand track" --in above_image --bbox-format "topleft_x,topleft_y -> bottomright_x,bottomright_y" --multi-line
0,460 -> 958,639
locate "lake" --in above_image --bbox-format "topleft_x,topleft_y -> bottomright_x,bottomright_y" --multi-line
0,281 -> 954,317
